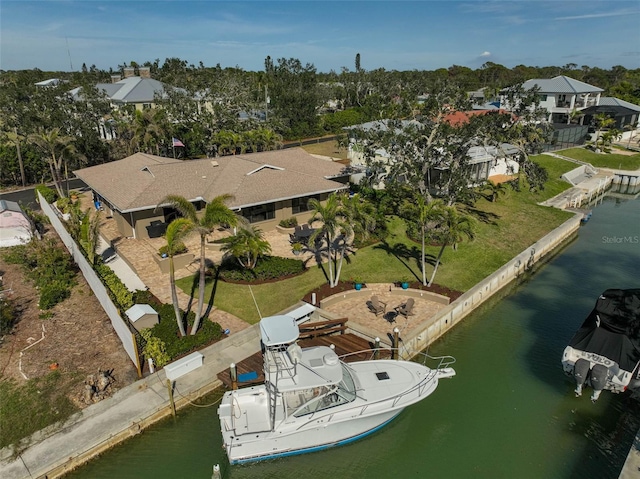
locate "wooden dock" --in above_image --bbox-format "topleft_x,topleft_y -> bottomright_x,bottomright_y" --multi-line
217,318 -> 392,389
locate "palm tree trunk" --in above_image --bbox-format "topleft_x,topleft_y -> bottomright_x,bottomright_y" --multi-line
14,128 -> 26,187
48,159 -> 64,197
421,225 -> 427,286
327,234 -> 336,287
334,243 -> 346,287
191,235 -> 206,335
427,244 -> 447,287
170,257 -> 187,336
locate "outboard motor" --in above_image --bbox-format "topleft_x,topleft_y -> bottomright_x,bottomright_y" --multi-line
589,364 -> 609,402
573,358 -> 591,397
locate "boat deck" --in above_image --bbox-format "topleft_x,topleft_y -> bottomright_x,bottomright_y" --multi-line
217,333 -> 392,389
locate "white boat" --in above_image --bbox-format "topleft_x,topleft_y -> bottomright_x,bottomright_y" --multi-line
562,288 -> 640,402
218,314 -> 456,464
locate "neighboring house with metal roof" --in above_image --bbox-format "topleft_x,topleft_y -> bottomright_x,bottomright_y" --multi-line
580,97 -> 640,135
73,148 -> 349,239
95,76 -> 167,111
517,75 -> 604,123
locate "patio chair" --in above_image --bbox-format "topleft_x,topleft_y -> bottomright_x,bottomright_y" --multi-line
368,295 -> 387,316
395,298 -> 415,318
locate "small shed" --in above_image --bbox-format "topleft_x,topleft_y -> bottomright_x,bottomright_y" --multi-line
125,304 -> 159,331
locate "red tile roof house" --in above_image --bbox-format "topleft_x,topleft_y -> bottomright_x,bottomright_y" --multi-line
73,148 -> 350,240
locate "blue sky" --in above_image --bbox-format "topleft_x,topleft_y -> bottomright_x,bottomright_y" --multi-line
1,1 -> 639,73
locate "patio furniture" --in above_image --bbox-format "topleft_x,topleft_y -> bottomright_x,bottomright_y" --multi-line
293,224 -> 315,244
146,220 -> 167,238
368,295 -> 387,316
395,298 -> 415,318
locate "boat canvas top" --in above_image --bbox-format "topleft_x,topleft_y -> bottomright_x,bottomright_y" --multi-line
568,288 -> 640,372
265,344 -> 344,391
260,315 -> 299,347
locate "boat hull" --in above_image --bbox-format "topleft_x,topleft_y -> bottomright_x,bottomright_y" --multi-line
221,405 -> 402,464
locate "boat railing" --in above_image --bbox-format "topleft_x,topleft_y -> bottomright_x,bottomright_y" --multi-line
338,348 -> 456,372
295,363 -> 448,431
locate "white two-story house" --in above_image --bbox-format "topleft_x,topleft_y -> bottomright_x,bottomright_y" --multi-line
520,75 -> 603,124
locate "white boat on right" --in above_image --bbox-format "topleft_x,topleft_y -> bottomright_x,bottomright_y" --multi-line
562,288 -> 640,402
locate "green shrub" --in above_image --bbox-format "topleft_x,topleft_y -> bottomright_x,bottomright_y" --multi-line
3,238 -> 76,310
219,255 -> 305,282
278,217 -> 298,228
132,289 -> 160,306
56,197 -> 72,214
95,262 -> 134,310
140,329 -> 170,368
0,296 -> 15,335
158,242 -> 187,256
39,280 -> 71,310
34,184 -> 57,204
150,304 -> 224,359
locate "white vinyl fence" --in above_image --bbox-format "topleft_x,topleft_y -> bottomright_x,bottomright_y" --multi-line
38,193 -> 142,376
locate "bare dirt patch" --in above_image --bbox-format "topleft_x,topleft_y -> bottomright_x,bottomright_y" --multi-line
0,244 -> 138,409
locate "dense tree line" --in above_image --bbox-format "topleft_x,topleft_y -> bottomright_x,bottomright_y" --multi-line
1,56 -> 638,190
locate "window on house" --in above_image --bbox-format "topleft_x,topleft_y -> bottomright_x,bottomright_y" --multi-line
292,195 -> 319,214
242,203 -> 275,223
143,103 -> 152,110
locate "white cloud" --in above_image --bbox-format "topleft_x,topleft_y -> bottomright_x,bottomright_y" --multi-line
480,51 -> 491,57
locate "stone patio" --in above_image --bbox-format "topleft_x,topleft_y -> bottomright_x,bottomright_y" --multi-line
319,283 -> 449,346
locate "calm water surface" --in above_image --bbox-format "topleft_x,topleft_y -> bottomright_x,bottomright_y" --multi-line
68,195 -> 640,479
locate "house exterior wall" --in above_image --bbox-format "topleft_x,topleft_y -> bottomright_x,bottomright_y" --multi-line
132,209 -> 166,239
113,211 -> 134,238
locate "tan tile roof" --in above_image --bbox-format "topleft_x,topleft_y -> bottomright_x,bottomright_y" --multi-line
74,148 -> 348,212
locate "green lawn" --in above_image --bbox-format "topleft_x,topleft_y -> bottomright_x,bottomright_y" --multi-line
300,139 -> 348,160
177,155 -> 575,324
557,147 -> 640,171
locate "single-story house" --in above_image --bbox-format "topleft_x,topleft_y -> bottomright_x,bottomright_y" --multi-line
0,200 -> 33,247
580,97 -> 640,134
73,148 -> 349,239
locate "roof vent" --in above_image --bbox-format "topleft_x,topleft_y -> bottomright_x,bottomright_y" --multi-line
211,160 -> 219,167
246,164 -> 284,176
140,166 -> 155,177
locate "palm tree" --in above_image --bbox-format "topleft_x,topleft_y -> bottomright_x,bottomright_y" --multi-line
164,218 -> 194,337
402,197 -> 444,286
85,209 -> 102,266
483,180 -> 507,202
589,113 -> 616,152
158,194 -> 240,335
427,206 -> 475,287
624,122 -> 637,149
29,127 -> 76,198
221,225 -> 271,270
308,194 -> 353,288
341,193 -> 376,243
131,108 -> 167,155
2,127 -> 26,187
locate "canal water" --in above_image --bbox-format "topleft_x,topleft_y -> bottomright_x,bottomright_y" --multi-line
67,194 -> 640,479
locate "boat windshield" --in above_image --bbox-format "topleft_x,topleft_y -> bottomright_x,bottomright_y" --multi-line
293,364 -> 357,417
